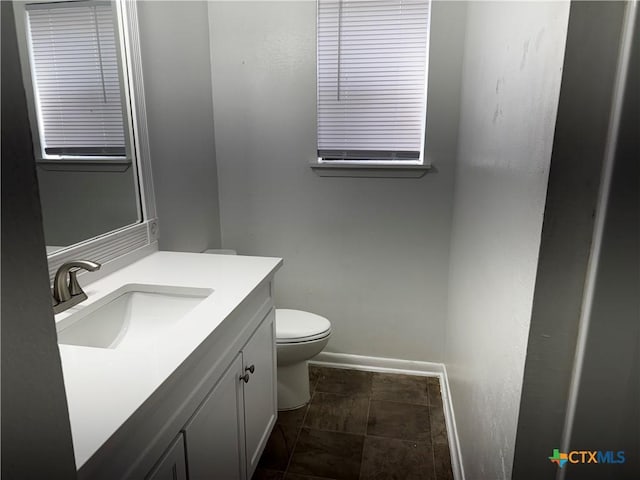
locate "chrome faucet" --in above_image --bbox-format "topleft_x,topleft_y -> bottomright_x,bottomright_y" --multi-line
52,260 -> 101,314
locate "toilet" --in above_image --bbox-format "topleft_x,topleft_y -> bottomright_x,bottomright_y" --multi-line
201,250 -> 331,410
275,309 -> 331,410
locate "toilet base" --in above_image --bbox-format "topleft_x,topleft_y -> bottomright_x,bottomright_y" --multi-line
277,361 -> 310,410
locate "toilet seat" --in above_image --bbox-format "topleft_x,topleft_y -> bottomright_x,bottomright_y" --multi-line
275,309 -> 331,344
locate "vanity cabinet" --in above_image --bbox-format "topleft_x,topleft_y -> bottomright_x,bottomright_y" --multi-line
75,271 -> 281,480
174,309 -> 276,480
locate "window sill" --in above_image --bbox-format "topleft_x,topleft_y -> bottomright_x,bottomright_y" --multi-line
310,162 -> 432,178
36,158 -> 132,172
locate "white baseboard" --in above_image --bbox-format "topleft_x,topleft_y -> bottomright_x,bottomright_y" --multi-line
438,364 -> 466,480
309,352 -> 465,480
310,351 -> 443,376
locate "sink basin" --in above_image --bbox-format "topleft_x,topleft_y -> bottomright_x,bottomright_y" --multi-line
57,284 -> 213,350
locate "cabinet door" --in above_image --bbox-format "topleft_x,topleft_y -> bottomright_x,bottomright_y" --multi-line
145,434 -> 188,480
242,309 -> 277,477
183,355 -> 246,480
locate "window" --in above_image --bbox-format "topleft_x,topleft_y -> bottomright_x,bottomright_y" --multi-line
24,0 -> 128,161
316,0 -> 431,169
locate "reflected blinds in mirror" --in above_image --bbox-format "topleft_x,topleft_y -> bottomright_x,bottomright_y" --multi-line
26,1 -> 126,157
317,0 -> 430,163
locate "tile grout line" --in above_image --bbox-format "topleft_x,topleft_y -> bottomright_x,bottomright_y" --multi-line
284,397 -> 311,477
312,389 -> 431,406
429,380 -> 438,480
297,426 -> 367,437
431,407 -> 439,480
358,392 -> 372,480
427,380 -> 442,480
363,432 -> 431,443
366,397 -> 430,407
282,370 -> 320,478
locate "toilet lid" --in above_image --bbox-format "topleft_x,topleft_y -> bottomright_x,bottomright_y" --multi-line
276,309 -> 331,344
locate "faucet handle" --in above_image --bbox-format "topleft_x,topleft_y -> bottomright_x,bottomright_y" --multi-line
68,270 -> 84,296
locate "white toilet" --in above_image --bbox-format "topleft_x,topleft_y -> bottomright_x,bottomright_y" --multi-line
201,250 -> 331,410
275,309 -> 331,410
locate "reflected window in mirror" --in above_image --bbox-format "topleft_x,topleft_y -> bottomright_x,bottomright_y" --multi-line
13,0 -> 142,255
25,1 -> 128,162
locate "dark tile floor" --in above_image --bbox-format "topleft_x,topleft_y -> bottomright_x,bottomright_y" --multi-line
253,366 -> 454,480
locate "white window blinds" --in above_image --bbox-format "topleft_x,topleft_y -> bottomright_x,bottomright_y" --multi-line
317,0 -> 430,163
26,1 -> 127,158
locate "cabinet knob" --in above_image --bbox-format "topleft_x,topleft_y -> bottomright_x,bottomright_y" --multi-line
245,365 -> 255,374
240,373 -> 250,383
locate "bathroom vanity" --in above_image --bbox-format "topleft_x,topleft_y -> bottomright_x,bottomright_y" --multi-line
56,251 -> 282,480
9,0 -> 284,477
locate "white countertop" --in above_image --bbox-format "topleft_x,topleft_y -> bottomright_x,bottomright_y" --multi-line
55,251 -> 282,469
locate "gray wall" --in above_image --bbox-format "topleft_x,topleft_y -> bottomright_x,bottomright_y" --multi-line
444,2 -> 570,479
1,1 -> 77,477
138,1 -> 221,253
209,0 -> 466,362
514,3 -> 638,478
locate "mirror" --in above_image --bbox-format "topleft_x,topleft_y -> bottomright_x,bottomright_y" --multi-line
12,0 -> 141,254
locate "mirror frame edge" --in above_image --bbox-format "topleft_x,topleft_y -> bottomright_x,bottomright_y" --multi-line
46,0 -> 158,282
